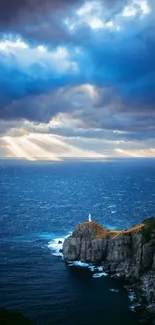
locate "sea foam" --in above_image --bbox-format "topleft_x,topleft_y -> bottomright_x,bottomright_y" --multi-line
68,261 -> 91,267
93,272 -> 108,278
66,259 -> 108,279
109,289 -> 119,293
48,232 -> 71,257
48,237 -> 64,256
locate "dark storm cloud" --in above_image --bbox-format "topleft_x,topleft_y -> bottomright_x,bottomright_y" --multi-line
0,1 -> 75,51
2,85 -> 154,141
0,0 -> 128,27
0,0 -> 76,26
0,0 -> 130,45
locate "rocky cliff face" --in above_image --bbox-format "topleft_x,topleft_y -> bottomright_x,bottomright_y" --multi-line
63,218 -> 155,309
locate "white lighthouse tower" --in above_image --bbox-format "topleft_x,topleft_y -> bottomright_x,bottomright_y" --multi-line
88,213 -> 92,222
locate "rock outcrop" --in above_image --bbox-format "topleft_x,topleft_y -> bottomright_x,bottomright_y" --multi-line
63,217 -> 155,312
0,308 -> 34,325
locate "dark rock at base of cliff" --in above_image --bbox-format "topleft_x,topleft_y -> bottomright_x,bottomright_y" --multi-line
138,308 -> 155,325
0,308 -> 34,325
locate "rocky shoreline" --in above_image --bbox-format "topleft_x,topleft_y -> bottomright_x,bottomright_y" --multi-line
63,217 -> 155,324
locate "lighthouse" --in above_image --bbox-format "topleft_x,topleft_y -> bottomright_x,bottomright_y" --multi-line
88,213 -> 92,222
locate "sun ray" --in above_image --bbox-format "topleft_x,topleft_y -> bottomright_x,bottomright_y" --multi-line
3,134 -> 105,160
28,133 -> 105,158
18,137 -> 61,160
28,134 -> 68,155
3,137 -> 36,161
115,148 -> 143,157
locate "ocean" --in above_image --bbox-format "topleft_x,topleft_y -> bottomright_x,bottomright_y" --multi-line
0,158 -> 155,325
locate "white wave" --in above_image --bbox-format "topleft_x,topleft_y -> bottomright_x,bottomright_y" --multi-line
48,237 -> 64,257
68,263 -> 106,274
88,265 -> 95,272
108,205 -> 116,208
69,261 -> 91,268
129,302 -> 140,312
89,265 -> 104,272
109,289 -> 119,293
48,232 -> 72,257
111,211 -> 116,214
129,305 -> 135,312
93,272 -> 108,278
96,266 -> 104,272
88,265 -> 105,272
128,290 -> 141,311
128,291 -> 136,302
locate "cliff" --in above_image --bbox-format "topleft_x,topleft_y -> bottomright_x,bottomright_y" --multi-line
63,217 -> 155,316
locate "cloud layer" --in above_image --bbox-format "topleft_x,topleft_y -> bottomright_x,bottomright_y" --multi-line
0,0 -> 155,158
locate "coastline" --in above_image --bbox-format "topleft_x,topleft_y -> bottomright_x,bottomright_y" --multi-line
63,218 -> 155,323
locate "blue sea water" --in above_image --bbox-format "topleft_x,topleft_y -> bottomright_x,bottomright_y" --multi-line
0,158 -> 155,325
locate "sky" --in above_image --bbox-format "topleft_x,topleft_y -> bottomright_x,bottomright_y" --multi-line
0,0 -> 155,160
